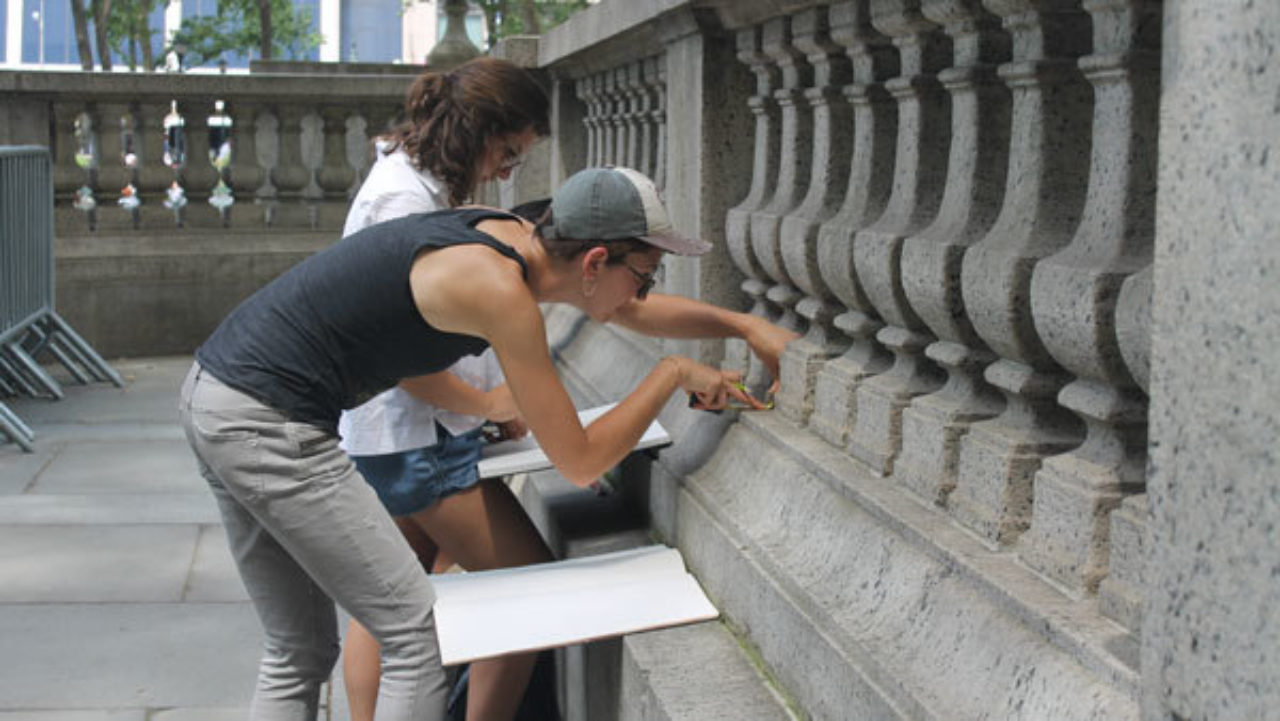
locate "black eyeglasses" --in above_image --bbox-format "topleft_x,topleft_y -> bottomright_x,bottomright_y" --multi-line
622,261 -> 663,300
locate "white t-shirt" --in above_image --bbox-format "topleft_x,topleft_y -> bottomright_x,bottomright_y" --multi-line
337,145 -> 505,456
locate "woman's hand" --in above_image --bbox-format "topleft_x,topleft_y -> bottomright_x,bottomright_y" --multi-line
743,317 -> 801,393
482,383 -> 522,423
496,417 -> 528,441
668,357 -> 768,411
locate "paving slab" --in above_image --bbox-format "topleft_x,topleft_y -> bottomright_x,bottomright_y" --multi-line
0,494 -> 220,525
31,439 -> 204,494
0,524 -> 199,602
185,525 -> 249,603
0,603 -> 260,709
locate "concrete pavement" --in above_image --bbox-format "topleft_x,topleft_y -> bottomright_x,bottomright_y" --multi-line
0,356 -> 350,721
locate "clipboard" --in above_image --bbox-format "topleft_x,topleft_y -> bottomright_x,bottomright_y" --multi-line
476,403 -> 672,479
430,545 -> 718,665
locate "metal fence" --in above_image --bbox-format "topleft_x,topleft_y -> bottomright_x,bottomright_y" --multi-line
0,146 -> 122,451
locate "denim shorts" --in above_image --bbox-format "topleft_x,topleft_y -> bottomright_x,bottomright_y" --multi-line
352,427 -> 486,517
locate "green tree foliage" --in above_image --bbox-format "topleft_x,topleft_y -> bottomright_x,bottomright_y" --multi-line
474,0 -> 590,49
163,0 -> 322,68
104,0 -> 163,71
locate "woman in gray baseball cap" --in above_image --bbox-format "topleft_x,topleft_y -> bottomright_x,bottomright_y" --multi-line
180,165 -> 797,721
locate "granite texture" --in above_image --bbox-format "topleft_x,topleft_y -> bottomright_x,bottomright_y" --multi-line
1142,1 -> 1280,719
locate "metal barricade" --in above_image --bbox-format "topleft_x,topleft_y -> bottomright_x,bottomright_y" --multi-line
0,146 -> 123,451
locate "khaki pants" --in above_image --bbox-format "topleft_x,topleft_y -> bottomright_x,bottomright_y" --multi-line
179,362 -> 448,721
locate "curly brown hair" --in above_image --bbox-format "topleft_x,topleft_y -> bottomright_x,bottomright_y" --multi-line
383,57 -> 550,207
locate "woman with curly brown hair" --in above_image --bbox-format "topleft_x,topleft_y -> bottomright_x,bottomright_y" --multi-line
337,57 -> 554,721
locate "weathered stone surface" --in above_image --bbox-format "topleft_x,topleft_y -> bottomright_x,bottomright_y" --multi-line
1142,2 -> 1280,719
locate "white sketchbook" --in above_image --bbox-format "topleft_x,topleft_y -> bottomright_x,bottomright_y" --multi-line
430,545 -> 719,665
476,403 -> 671,479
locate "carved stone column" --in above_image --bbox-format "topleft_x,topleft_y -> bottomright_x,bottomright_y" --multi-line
344,112 -> 371,200
845,0 -> 952,475
1098,262 -> 1152,635
724,25 -> 783,377
227,102 -> 265,207
271,106 -> 314,227
576,76 -> 600,168
639,57 -> 660,178
252,109 -> 280,225
623,63 -> 643,169
895,0 -> 1011,504
1018,0 -> 1161,593
51,102 -> 88,202
134,101 -> 176,228
948,0 -> 1094,547
602,70 -> 621,166
750,16 -> 813,332
808,1 -> 899,448
776,5 -> 855,424
650,58 -> 668,190
182,104 -> 218,200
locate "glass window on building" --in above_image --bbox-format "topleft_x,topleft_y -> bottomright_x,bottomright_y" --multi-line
341,0 -> 402,62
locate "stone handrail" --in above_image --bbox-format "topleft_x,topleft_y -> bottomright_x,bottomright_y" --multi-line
0,70 -> 411,234
538,0 -> 1158,664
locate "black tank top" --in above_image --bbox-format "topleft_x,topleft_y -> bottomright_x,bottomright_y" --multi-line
195,208 -> 528,433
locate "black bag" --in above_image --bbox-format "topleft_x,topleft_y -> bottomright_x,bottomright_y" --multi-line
447,649 -> 561,721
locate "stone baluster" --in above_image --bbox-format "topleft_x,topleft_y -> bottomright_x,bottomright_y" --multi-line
775,5 -> 855,424
345,111 -> 372,199
808,0 -> 900,448
845,0 -> 952,475
601,71 -> 620,166
271,106 -> 313,226
1018,0 -> 1161,594
182,104 -> 218,201
650,57 -> 668,189
948,0 -> 1094,547
638,57 -> 659,178
300,109 -> 326,199
623,63 -> 643,169
273,106 -> 311,200
610,68 -> 627,164
723,25 -> 782,376
51,102 -> 88,203
253,109 -> 281,225
895,0 -> 1011,504
227,103 -> 265,204
1098,262 -> 1152,633
575,77 -> 598,169
133,102 -> 171,200
318,107 -> 356,199
750,16 -> 813,332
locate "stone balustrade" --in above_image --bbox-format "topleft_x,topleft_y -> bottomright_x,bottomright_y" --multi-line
714,0 -> 1156,612
535,0 -> 1175,718
0,70 -> 409,234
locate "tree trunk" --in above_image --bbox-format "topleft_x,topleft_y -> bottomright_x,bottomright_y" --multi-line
140,7 -> 154,72
520,0 -> 538,34
92,0 -> 113,70
480,0 -> 502,48
257,0 -> 272,60
70,0 -> 94,69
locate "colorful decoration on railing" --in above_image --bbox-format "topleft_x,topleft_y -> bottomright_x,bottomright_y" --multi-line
208,100 -> 235,212
119,114 -> 141,213
162,101 -> 188,220
72,113 -> 98,215
164,180 -> 188,210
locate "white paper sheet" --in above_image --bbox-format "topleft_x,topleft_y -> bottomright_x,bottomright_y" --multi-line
431,545 -> 718,665
476,403 -> 671,479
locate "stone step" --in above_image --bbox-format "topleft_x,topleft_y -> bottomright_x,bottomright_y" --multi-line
621,622 -> 796,721
515,468 -> 795,721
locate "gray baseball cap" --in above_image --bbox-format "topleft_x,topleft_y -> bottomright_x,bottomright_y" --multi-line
544,166 -> 712,256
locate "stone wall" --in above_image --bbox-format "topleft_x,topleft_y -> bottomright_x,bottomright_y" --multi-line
529,0 -> 1278,719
